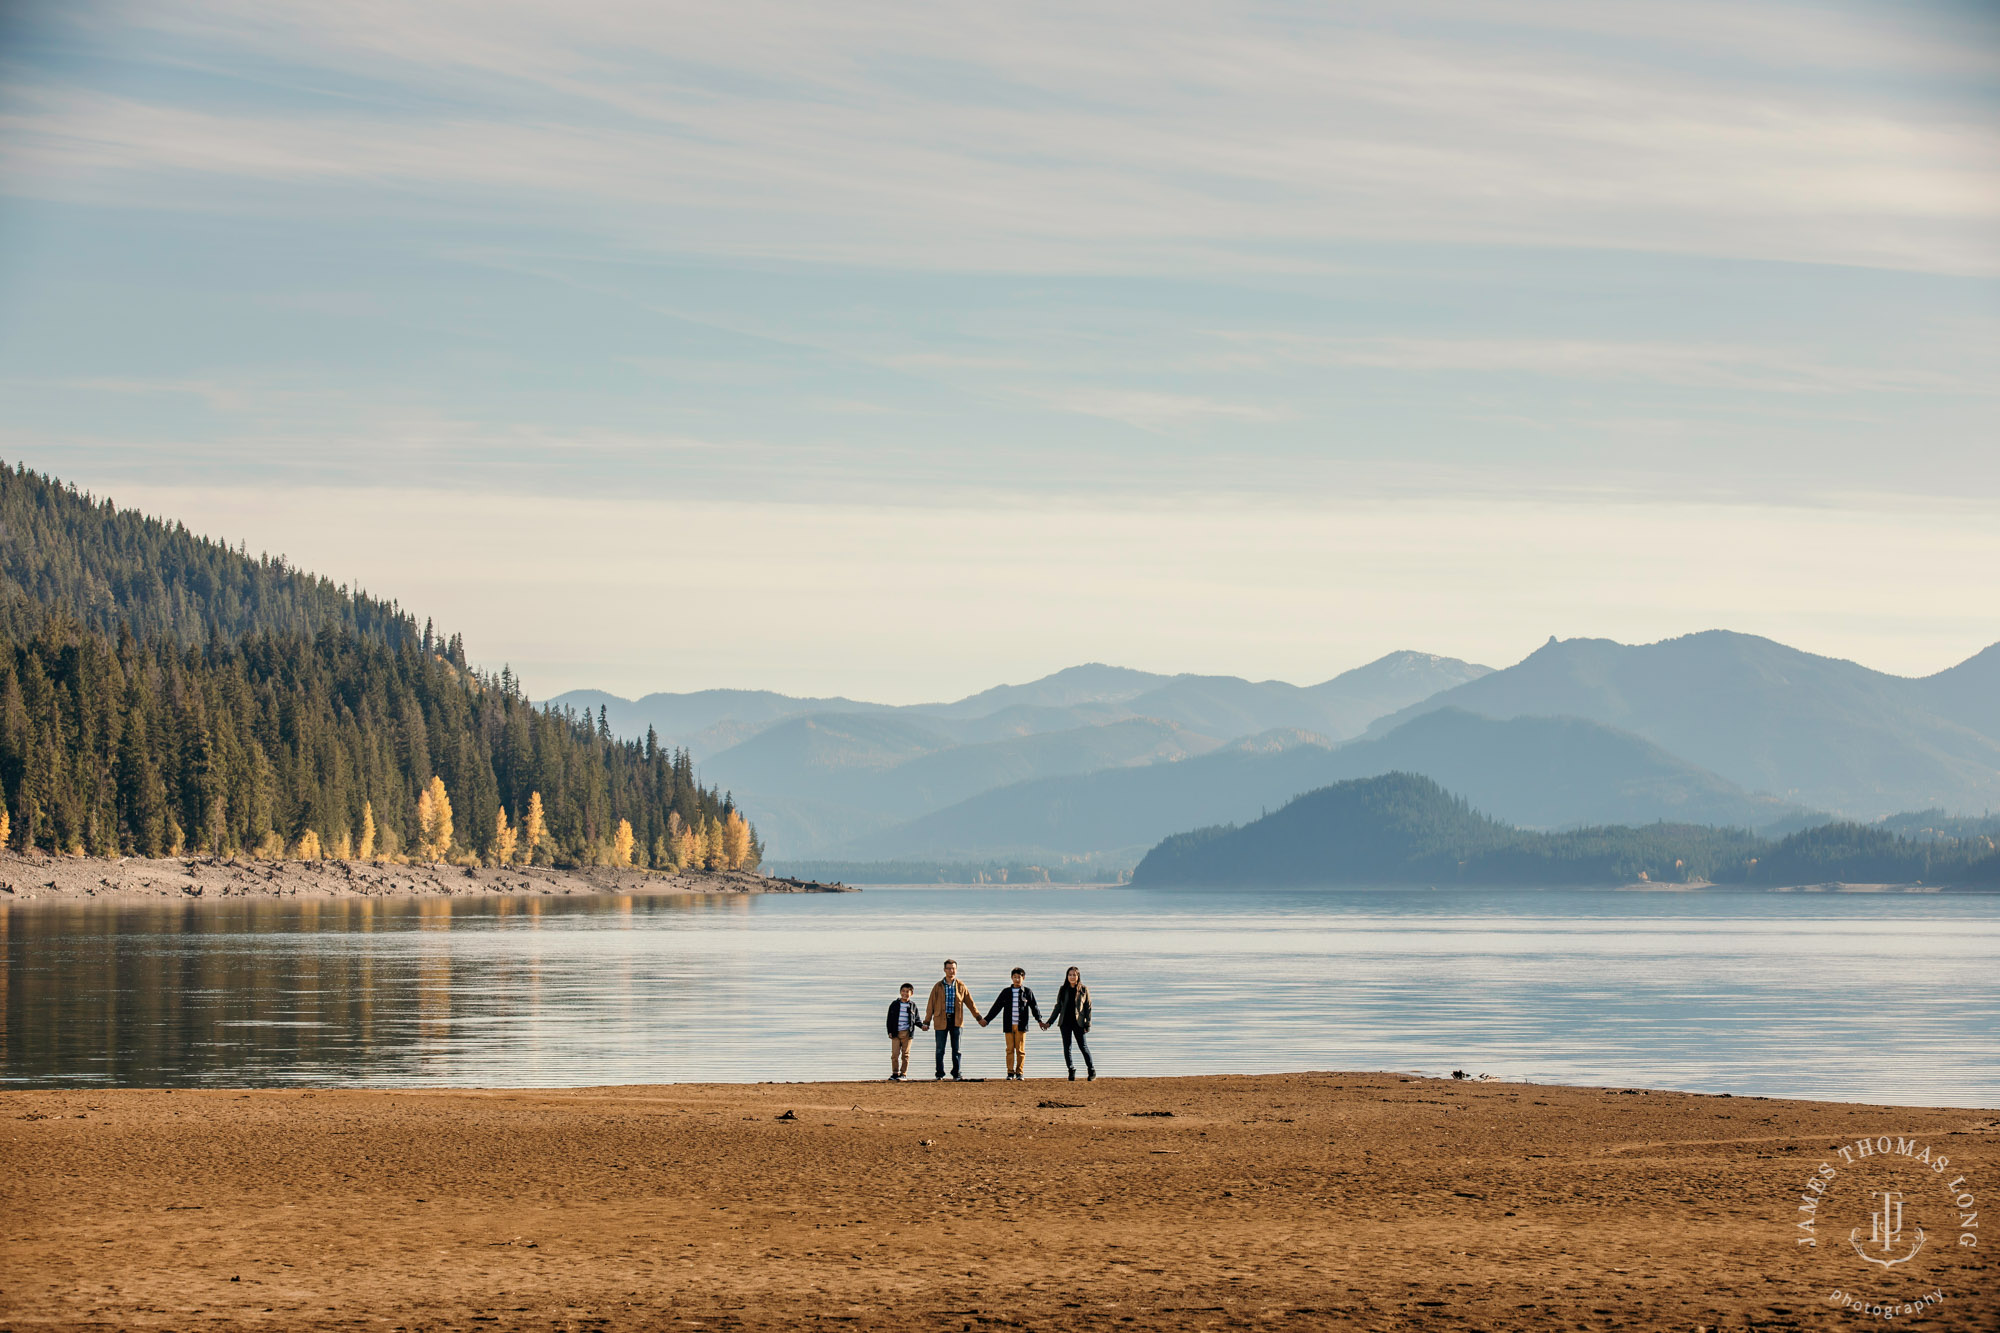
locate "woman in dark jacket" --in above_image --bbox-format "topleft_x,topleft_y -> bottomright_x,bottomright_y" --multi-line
1043,965 -> 1096,1081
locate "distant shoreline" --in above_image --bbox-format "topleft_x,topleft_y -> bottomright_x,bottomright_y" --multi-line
0,851 -> 854,904
859,878 -> 1994,893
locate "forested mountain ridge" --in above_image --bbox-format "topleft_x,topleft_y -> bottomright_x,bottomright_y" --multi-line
0,466 -> 753,870
1132,772 -> 2000,889
0,461 -> 434,654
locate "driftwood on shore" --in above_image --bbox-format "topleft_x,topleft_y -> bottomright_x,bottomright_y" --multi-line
0,850 -> 853,903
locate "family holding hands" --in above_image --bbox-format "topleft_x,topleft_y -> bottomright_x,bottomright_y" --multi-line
885,959 -> 1096,1082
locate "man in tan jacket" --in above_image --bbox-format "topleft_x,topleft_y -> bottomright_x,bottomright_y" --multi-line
925,958 -> 985,1081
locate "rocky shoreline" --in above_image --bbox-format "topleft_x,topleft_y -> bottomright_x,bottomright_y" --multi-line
0,850 -> 853,903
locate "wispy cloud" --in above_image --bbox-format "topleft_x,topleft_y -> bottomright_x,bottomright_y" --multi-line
1204,333 -> 1995,396
4,1 -> 1996,274
1038,388 -> 1287,431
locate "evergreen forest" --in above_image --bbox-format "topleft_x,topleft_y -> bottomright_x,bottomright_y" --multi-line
0,464 -> 756,870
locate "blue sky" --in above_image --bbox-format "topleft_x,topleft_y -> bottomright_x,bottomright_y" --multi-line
2,1 -> 1996,699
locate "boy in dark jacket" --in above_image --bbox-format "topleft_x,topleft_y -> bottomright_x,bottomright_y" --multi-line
885,982 -> 927,1080
982,968 -> 1043,1080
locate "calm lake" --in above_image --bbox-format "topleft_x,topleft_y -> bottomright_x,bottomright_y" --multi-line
4,887 -> 1997,1106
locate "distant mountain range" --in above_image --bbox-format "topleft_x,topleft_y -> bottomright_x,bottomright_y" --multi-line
1130,772 -> 2000,890
1366,631 -> 2000,817
559,632 -> 2000,869
832,708 -> 1805,864
553,652 -> 1491,755
552,651 -> 1492,855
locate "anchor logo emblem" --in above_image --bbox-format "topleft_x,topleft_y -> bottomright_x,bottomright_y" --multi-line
1849,1189 -> 1925,1269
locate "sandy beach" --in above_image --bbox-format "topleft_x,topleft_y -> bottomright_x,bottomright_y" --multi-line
0,851 -> 849,903
4,1073 -> 1993,1331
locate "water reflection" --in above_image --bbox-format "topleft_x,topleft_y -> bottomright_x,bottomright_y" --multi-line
3,889 -> 1997,1105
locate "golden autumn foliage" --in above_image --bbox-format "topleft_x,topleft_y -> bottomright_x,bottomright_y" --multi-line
0,799 -> 10,850
294,829 -> 322,860
522,791 -> 546,865
332,828 -> 353,860
611,819 -> 635,867
359,802 -> 376,860
703,815 -> 726,871
415,776 -> 453,862
491,809 -> 518,867
721,810 -> 751,870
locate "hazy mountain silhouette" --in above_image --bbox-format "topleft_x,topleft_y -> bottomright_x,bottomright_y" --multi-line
548,688 -> 889,744
1916,642 -> 2000,750
703,715 -> 1225,855
1130,772 -> 2000,890
552,651 -> 1488,756
554,652 -> 1490,855
1364,631 -> 2000,817
840,708 -> 1800,864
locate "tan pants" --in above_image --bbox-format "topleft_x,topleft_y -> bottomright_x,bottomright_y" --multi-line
890,1031 -> 913,1076
1005,1029 -> 1027,1076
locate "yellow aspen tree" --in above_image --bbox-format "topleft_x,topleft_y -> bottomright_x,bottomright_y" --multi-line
722,811 -> 751,870
415,786 -> 435,858
672,826 -> 696,871
492,808 -> 518,867
254,830 -> 284,860
702,815 -> 725,871
612,819 -> 635,867
522,791 -> 546,865
417,776 -> 453,861
0,798 -> 10,850
332,828 -> 353,860
295,829 -> 322,860
358,802 -> 377,860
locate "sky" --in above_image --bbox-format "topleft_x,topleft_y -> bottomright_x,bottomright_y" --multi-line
1,0 -> 1997,701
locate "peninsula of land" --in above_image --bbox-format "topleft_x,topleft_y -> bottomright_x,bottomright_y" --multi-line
5,1073 -> 1993,1331
0,850 -> 850,903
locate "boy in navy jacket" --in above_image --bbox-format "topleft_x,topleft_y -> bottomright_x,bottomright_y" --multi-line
885,982 -> 927,1080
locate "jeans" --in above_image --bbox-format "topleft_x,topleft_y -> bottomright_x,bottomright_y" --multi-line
934,1024 -> 961,1078
1061,1024 -> 1094,1074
